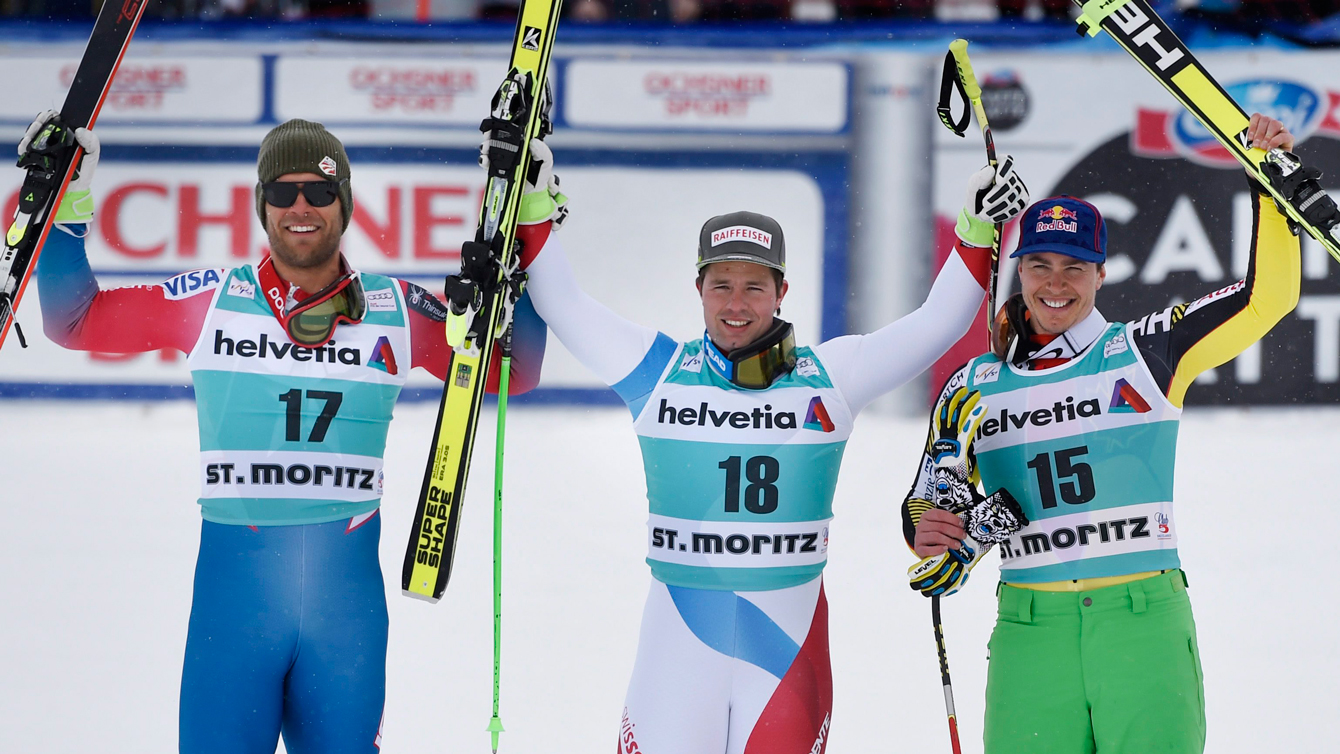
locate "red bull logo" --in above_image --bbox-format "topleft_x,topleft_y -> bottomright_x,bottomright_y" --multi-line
1035,205 -> 1078,233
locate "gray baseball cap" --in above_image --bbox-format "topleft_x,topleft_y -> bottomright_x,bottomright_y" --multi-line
696,211 -> 785,274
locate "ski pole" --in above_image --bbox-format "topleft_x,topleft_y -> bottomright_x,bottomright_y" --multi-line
937,38 -> 1001,339
931,594 -> 963,754
487,321 -> 514,754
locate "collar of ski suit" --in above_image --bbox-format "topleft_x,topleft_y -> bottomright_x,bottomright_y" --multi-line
1023,308 -> 1109,370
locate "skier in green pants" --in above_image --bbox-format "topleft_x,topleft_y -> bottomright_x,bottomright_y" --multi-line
901,113 -> 1299,753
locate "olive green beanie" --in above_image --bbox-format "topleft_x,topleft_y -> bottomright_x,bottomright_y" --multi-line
255,119 -> 353,231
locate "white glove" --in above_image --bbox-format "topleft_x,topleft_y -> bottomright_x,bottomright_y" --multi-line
518,138 -> 568,229
957,154 -> 1028,247
20,110 -> 99,223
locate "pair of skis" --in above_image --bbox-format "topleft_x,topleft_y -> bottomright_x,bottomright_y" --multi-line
399,1 -> 562,750
0,0 -> 147,352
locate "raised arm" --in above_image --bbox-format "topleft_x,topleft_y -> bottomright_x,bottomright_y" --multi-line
37,225 -> 214,354
516,219 -> 668,390
815,157 -> 1029,414
1131,118 -> 1301,408
402,279 -> 546,394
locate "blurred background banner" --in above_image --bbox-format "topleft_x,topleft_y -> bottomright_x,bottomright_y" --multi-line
1,1 -> 1338,405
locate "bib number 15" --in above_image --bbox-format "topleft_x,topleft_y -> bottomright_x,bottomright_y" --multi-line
719,455 -> 779,514
1025,446 -> 1095,509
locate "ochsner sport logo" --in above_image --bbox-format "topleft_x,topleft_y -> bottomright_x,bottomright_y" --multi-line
711,225 -> 772,248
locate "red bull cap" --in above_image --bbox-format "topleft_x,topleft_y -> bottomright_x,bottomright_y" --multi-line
1010,195 -> 1106,264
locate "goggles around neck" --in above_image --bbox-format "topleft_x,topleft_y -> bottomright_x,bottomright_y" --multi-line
702,319 -> 797,390
257,256 -> 366,348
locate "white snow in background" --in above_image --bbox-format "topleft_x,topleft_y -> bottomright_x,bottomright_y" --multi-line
1,401 -> 1334,753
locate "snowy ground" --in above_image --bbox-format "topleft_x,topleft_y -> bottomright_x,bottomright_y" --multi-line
1,401 -> 1335,753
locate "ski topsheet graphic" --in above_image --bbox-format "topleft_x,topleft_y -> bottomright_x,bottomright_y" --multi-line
402,0 -> 563,603
0,0 -> 148,352
1071,0 -> 1340,258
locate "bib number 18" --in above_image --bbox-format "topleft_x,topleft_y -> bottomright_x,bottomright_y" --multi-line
719,455 -> 780,514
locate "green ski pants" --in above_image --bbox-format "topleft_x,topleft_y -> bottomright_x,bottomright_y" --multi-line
983,570 -> 1206,754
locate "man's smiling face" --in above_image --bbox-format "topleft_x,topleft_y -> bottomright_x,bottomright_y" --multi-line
264,172 -> 343,272
1018,251 -> 1105,335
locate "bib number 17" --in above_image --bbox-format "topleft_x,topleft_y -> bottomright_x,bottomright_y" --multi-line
719,455 -> 779,514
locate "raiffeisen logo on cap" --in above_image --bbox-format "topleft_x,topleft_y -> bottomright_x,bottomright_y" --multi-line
711,225 -> 772,249
319,156 -> 338,177
1036,205 -> 1078,233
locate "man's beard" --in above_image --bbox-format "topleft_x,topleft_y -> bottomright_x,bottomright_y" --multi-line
266,222 -> 342,271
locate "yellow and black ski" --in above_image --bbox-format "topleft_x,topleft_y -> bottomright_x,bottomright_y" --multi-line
1070,0 -> 1340,258
401,0 -> 562,603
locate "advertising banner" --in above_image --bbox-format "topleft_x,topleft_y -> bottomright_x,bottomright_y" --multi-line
931,50 -> 1340,404
274,57 -> 506,126
0,56 -> 264,125
0,160 -> 830,398
564,59 -> 849,133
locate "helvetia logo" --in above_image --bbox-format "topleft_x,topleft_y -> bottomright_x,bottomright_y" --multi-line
804,396 -> 835,432
214,330 -> 361,364
369,336 -> 398,375
1109,378 -> 1151,413
979,396 -> 1103,437
657,398 -> 797,430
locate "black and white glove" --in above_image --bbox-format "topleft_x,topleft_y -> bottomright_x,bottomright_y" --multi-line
18,109 -> 99,225
956,154 -> 1028,247
908,479 -> 1028,598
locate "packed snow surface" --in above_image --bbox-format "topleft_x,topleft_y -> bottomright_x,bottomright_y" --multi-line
1,401 -> 1333,753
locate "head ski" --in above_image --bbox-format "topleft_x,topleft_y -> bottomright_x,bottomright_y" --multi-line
1,0 -> 148,352
402,0 -> 562,603
1071,0 -> 1340,259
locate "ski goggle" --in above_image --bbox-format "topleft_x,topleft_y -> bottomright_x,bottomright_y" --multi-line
283,272 -> 367,348
260,179 -> 346,209
702,319 -> 797,390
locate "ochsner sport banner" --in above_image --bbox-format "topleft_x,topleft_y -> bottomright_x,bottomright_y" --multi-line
931,49 -> 1340,405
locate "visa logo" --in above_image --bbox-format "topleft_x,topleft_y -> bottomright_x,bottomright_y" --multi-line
162,268 -> 225,301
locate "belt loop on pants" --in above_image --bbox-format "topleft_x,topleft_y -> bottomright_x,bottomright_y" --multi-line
1128,581 -> 1147,614
1016,589 -> 1033,623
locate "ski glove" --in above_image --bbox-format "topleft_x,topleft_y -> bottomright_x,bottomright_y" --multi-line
20,110 -> 99,225
931,386 -> 988,483
956,154 -> 1028,248
907,478 -> 1028,598
506,138 -> 568,229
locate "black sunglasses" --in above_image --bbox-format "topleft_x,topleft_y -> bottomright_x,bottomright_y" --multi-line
261,179 -> 346,209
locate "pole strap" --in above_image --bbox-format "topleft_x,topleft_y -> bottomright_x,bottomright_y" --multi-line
936,50 -> 971,137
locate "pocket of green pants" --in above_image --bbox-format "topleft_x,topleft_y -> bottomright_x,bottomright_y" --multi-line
1187,636 -> 1206,730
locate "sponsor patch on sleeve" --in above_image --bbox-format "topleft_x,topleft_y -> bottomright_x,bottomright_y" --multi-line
226,278 -> 256,299
365,288 -> 398,313
404,282 -> 448,322
1103,332 -> 1129,357
973,361 -> 1002,385
161,268 -> 226,301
